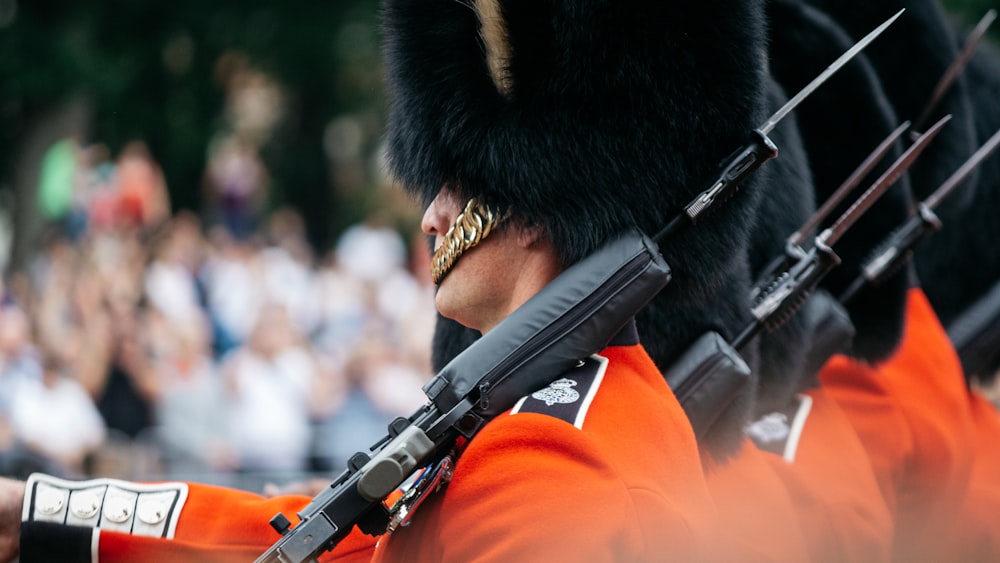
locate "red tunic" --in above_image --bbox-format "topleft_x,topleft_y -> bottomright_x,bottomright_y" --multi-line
820,288 -> 975,562
703,439 -> 812,562
764,387 -> 893,563
21,341 -> 718,562
947,390 -> 1000,562
371,343 -> 719,562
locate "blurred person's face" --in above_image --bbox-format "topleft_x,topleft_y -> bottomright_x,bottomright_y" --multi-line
0,308 -> 28,356
248,304 -> 296,356
420,187 -> 561,334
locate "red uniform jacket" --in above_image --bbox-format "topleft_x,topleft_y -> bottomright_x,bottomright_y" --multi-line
703,439 -> 812,562
947,390 -> 1000,562
762,387 -> 893,563
21,338 -> 719,562
819,288 -> 975,562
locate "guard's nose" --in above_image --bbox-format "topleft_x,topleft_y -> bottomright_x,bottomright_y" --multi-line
421,188 -> 457,240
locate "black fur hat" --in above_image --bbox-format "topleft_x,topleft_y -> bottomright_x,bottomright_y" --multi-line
381,0 -> 767,267
382,0 -> 773,458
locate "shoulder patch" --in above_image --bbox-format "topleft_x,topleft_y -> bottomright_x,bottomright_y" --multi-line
510,355 -> 608,429
746,393 -> 813,462
23,473 -> 189,540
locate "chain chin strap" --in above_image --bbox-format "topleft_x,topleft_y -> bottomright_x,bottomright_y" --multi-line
431,198 -> 501,285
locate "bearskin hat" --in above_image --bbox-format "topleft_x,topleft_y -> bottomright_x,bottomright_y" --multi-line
382,0 -> 767,266
381,0 -> 772,458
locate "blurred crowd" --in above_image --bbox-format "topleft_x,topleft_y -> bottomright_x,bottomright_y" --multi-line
0,137 -> 437,490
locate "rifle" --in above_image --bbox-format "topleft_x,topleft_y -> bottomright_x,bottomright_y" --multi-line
734,115 -> 951,350
258,10 -> 905,561
257,232 -> 671,563
839,124 -> 1000,304
667,115 -> 949,438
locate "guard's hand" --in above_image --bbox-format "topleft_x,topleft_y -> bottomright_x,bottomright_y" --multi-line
0,477 -> 24,563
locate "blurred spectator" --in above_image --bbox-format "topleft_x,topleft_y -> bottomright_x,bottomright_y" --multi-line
115,141 -> 171,233
0,304 -> 42,407
201,227 -> 265,356
334,221 -> 407,283
353,336 -> 427,416
0,305 -> 42,448
220,303 -> 319,473
36,138 -> 84,238
79,146 -> 119,234
91,292 -> 159,440
205,137 -> 269,240
260,207 -> 322,337
145,215 -> 208,329
30,232 -> 98,377
10,352 -> 106,475
144,307 -> 231,474
312,249 -> 370,363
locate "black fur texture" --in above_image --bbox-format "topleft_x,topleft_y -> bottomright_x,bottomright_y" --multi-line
382,0 -> 771,459
802,0 -> 981,208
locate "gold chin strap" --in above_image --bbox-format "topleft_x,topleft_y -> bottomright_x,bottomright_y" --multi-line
431,198 -> 501,285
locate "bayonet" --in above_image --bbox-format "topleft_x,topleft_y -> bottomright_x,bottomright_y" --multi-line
653,9 -> 905,243
753,121 -> 912,295
821,115 -> 951,247
761,11 -> 905,135
912,9 -> 997,135
840,123 -> 1000,303
735,115 -> 950,349
789,121 -> 911,248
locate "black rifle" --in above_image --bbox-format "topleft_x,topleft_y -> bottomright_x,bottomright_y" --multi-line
666,116 -> 949,438
733,115 -> 950,350
257,232 -> 671,563
840,125 -> 1000,304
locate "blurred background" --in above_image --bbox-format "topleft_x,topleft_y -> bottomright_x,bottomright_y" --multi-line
0,0 -> 992,491
0,0 -> 434,492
